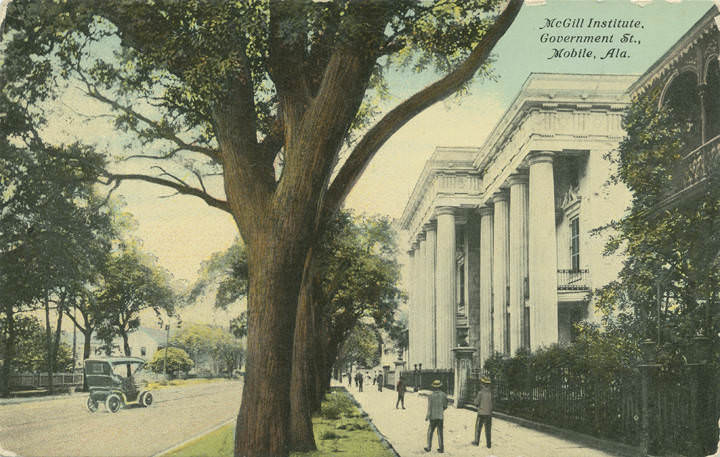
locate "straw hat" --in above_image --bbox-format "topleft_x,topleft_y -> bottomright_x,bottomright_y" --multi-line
432,379 -> 442,388
480,376 -> 491,384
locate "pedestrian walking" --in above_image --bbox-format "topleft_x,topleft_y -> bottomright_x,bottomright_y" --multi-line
424,379 -> 448,453
358,373 -> 364,392
347,372 -> 352,387
355,372 -> 360,388
377,372 -> 383,392
396,378 -> 406,409
472,376 -> 493,449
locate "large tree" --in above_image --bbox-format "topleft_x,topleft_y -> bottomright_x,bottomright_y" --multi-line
3,1 -> 522,454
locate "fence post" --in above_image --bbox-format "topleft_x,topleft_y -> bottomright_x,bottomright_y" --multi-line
452,347 -> 475,408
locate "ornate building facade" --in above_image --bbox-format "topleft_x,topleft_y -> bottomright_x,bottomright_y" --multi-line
401,5 -> 720,382
401,73 -> 634,371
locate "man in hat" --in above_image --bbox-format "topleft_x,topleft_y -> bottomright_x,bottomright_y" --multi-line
424,379 -> 448,453
472,376 -> 493,448
396,378 -> 406,409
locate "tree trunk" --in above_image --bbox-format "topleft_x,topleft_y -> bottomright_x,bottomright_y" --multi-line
44,299 -> 54,395
1,303 -> 15,397
289,253 -> 319,451
83,329 -> 92,360
234,238 -> 305,457
122,333 -> 131,356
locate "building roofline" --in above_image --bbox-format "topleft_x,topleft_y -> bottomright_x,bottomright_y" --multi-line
629,5 -> 718,94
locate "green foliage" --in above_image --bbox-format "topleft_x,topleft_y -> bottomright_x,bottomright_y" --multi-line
318,212 -> 405,358
598,84 -> 720,365
336,324 -> 380,370
484,323 -> 639,392
149,347 -> 194,375
188,239 -> 248,310
0,315 -> 73,373
319,391 -> 356,420
95,244 -> 176,354
172,322 -> 244,374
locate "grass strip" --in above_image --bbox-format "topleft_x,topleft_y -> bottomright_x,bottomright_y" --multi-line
162,391 -> 393,457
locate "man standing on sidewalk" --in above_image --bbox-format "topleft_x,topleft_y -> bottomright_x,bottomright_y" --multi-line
377,372 -> 383,392
472,376 -> 493,448
396,378 -> 406,409
424,379 -> 448,453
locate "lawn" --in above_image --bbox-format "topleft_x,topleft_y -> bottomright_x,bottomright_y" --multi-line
146,377 -> 234,390
163,390 -> 394,457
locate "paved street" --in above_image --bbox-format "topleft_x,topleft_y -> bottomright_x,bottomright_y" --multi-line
347,384 -> 624,457
0,380 -> 243,457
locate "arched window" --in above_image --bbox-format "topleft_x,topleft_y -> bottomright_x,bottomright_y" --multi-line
662,71 -> 702,150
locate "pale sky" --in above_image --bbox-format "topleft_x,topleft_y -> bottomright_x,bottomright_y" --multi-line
31,0 -> 716,324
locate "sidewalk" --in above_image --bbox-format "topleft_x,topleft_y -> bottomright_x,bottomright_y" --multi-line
346,384 -> 625,457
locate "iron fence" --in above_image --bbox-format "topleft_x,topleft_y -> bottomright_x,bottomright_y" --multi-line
9,372 -> 84,390
400,369 -> 454,396
463,370 -> 642,447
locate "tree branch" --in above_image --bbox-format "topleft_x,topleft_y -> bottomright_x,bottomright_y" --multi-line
102,172 -> 231,213
83,85 -> 219,161
322,0 -> 523,218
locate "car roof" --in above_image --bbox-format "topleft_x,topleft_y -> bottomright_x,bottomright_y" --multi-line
85,357 -> 146,365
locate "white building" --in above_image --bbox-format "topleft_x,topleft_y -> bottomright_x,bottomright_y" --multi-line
401,5 -> 720,376
401,73 -> 635,371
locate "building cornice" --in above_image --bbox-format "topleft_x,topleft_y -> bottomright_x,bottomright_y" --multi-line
629,6 -> 718,96
473,73 -> 634,174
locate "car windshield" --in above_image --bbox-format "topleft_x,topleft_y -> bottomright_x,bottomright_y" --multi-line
111,362 -> 144,378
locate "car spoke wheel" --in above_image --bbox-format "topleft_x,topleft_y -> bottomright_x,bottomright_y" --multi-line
86,397 -> 98,413
140,392 -> 153,407
105,394 -> 122,413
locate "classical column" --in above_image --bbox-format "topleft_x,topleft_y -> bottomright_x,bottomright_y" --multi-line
423,222 -> 437,368
508,173 -> 529,355
466,212 -> 482,368
435,208 -> 456,369
492,191 -> 509,356
528,152 -> 559,349
479,206 -> 494,364
407,247 -> 416,367
416,232 -> 427,368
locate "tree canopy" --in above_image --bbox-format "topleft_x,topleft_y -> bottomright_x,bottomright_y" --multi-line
2,1 -> 522,454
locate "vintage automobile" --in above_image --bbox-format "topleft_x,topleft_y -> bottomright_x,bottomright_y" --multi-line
84,357 -> 154,413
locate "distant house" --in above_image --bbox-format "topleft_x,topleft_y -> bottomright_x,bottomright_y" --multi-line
62,325 -> 168,365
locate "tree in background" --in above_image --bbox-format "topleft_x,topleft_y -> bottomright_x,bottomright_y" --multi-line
95,244 -> 176,357
336,323 -> 382,372
0,315 -> 73,374
172,322 -> 244,376
0,90 -> 112,394
3,2 -> 522,453
148,347 -> 194,378
387,310 -> 409,361
302,212 -> 405,417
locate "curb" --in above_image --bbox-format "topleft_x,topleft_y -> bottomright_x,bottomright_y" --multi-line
462,406 -> 642,457
151,417 -> 235,457
342,387 -> 401,457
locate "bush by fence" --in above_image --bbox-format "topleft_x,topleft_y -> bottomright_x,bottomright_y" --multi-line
465,336 -> 718,456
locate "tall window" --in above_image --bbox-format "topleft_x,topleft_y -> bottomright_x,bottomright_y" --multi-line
570,217 -> 580,271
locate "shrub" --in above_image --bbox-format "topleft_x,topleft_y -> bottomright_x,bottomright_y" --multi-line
319,430 -> 342,440
148,347 -> 194,376
320,392 -> 355,420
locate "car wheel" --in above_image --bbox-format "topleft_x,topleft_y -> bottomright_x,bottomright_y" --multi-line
105,394 -> 122,413
86,397 -> 98,413
140,392 -> 153,407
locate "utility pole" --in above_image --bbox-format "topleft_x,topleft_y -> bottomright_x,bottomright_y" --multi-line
163,324 -> 169,378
